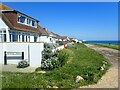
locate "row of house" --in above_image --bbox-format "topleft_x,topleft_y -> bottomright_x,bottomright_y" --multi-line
0,4 -> 70,44
0,4 -> 72,67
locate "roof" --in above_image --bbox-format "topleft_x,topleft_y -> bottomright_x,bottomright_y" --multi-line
38,25 -> 49,36
2,12 -> 40,34
45,30 -> 55,37
1,4 -> 43,34
61,36 -> 68,39
0,4 -> 70,38
1,4 -> 39,22
0,3 -> 13,10
51,32 -> 62,39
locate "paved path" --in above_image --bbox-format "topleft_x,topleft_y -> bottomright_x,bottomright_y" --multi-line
80,44 -> 119,88
1,64 -> 36,73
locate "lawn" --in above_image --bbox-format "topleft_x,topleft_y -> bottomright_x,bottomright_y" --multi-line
94,43 -> 119,50
2,44 -> 110,88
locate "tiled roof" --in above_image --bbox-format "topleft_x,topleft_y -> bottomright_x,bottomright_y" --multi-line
2,12 -> 40,34
51,32 -> 62,39
61,36 -> 68,39
38,26 -> 49,36
1,4 -> 70,39
0,3 -> 13,10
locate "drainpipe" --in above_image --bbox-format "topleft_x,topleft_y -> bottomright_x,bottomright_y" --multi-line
28,45 -> 30,65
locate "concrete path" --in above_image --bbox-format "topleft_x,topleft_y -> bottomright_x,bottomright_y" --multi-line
1,64 -> 36,73
80,44 -> 119,88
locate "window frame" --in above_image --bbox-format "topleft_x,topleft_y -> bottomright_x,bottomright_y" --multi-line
17,13 -> 37,28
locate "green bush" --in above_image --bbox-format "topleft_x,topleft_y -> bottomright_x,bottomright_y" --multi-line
17,60 -> 29,68
41,43 -> 59,70
57,50 -> 69,67
41,43 -> 69,70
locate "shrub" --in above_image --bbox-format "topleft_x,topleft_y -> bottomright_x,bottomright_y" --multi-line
41,43 -> 59,70
17,60 -> 29,68
41,43 -> 69,70
57,50 -> 69,67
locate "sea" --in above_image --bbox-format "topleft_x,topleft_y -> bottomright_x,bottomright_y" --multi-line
84,40 -> 120,44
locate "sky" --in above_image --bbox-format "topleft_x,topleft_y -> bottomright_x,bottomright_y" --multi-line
3,2 -> 118,41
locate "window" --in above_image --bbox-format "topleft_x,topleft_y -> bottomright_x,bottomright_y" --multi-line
3,34 -> 6,42
12,32 -> 18,42
18,33 -> 21,42
34,36 -> 37,42
27,18 -> 31,25
18,15 -> 26,23
50,38 -> 52,41
9,33 -> 12,42
17,13 -> 37,28
32,20 -> 35,26
0,29 -> 7,42
22,34 -> 24,42
26,35 -> 27,42
9,32 -> 18,42
0,31 -> 3,42
28,35 -> 30,42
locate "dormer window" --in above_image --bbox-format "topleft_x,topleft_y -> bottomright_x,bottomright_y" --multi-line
27,18 -> 31,25
17,13 -> 37,28
18,15 -> 25,23
32,20 -> 35,26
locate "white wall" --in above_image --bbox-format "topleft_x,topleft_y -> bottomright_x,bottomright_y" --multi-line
40,35 -> 56,43
39,36 -> 48,43
0,43 -> 3,64
0,42 -> 44,67
0,18 -> 10,42
56,45 -> 65,51
29,43 -> 43,67
0,18 -> 9,28
30,34 -> 34,42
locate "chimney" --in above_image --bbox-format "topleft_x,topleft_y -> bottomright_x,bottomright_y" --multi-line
43,28 -> 48,31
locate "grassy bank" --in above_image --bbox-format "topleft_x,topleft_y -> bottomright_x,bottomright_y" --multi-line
93,43 -> 119,50
2,44 -> 110,88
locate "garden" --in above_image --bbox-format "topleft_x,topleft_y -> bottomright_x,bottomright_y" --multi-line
2,43 -> 110,88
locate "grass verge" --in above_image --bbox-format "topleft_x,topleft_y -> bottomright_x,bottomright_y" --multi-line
2,44 -> 110,88
93,43 -> 119,50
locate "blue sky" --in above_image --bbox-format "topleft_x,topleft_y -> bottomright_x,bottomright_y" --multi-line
3,2 -> 118,40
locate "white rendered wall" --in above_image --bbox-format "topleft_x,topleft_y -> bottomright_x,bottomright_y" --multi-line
30,34 -> 34,42
0,43 -> 3,64
0,18 -> 10,42
57,45 -> 65,51
0,18 -> 9,28
39,36 -> 48,43
29,43 -> 43,67
0,42 -> 44,67
40,36 -> 56,43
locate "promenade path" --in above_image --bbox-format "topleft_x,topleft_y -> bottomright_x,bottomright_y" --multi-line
80,44 -> 119,88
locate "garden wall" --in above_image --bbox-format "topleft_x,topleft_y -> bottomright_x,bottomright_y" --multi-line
57,45 -> 65,50
0,42 -> 44,67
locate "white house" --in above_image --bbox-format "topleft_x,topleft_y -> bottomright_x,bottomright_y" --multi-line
0,4 -> 45,67
38,27 -> 57,43
70,38 -> 82,43
0,4 -> 68,67
61,36 -> 70,41
0,10 -> 41,43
